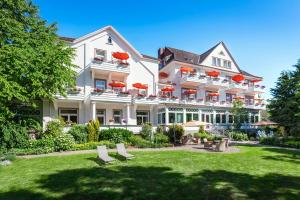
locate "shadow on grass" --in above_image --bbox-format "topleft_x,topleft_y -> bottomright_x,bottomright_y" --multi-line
1,164 -> 300,200
261,147 -> 300,164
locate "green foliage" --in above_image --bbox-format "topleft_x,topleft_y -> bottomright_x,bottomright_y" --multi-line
71,141 -> 116,151
0,152 -> 16,161
156,125 -> 164,134
199,125 -> 205,133
154,133 -> 169,144
227,131 -> 248,141
128,135 -> 170,148
167,125 -> 184,144
43,119 -> 65,138
68,124 -> 88,143
268,60 -> 300,135
87,120 -> 100,142
0,0 -> 76,125
0,122 -> 29,149
99,128 -> 133,143
54,134 -> 75,151
231,100 -> 249,130
193,132 -> 201,138
139,123 -> 153,140
260,137 -> 300,149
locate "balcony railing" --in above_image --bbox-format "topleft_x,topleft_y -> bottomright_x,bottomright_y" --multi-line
90,60 -> 130,74
90,89 -> 131,103
55,87 -> 85,100
244,85 -> 265,95
180,75 -> 207,85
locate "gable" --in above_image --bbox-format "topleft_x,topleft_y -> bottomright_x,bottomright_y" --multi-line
200,42 -> 240,73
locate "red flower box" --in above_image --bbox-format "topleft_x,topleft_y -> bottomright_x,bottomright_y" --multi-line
94,57 -> 104,62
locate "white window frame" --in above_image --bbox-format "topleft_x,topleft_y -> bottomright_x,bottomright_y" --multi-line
58,108 -> 78,124
96,109 -> 106,125
94,49 -> 107,61
136,110 -> 150,125
113,109 -> 122,124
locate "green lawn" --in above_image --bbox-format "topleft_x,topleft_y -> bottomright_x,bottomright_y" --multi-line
0,146 -> 300,200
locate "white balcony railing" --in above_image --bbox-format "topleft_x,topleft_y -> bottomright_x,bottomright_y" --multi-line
180,75 -> 207,85
55,87 -> 85,100
90,60 -> 130,74
90,89 -> 131,103
244,85 -> 265,95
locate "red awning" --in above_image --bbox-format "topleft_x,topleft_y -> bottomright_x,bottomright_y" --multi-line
112,52 -> 129,60
208,92 -> 219,96
180,67 -> 194,73
161,87 -> 175,92
232,74 -> 245,82
184,89 -> 197,94
207,71 -> 220,77
109,81 -> 126,88
159,72 -> 169,79
132,83 -> 148,89
233,96 -> 245,99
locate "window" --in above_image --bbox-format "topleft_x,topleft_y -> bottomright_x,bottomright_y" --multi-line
113,110 -> 122,124
107,36 -> 112,44
96,109 -> 106,125
251,115 -> 255,123
136,111 -> 150,125
226,93 -> 235,103
95,79 -> 106,90
94,49 -> 106,60
176,113 -> 183,123
228,61 -> 231,68
221,114 -> 226,123
216,114 -> 221,123
59,108 -> 78,124
169,113 -> 175,123
223,60 -> 228,68
186,113 -> 192,122
228,115 -> 234,123
206,91 -> 219,102
217,58 -> 221,66
201,114 -> 205,122
245,96 -> 254,105
255,115 -> 259,123
212,57 -> 217,66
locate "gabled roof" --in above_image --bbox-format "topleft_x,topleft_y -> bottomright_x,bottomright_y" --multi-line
59,36 -> 76,42
162,42 -> 262,79
59,26 -> 143,59
142,54 -> 158,61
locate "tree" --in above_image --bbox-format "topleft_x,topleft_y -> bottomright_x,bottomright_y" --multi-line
231,100 -> 249,130
268,60 -> 300,136
0,0 -> 76,123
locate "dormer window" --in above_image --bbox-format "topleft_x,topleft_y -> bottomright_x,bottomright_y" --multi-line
107,36 -> 112,44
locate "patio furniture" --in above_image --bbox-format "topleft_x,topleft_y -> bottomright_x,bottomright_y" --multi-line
203,138 -> 213,149
224,138 -> 229,148
215,140 -> 226,152
97,145 -> 116,163
116,143 -> 135,159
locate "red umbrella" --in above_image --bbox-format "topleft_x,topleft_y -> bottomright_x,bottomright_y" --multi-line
180,67 -> 194,73
133,83 -> 148,89
251,79 -> 262,83
208,92 -> 219,96
112,52 -> 129,60
184,89 -> 197,95
161,87 -> 175,92
109,81 -> 126,88
207,71 -> 220,77
159,72 -> 169,79
232,74 -> 245,82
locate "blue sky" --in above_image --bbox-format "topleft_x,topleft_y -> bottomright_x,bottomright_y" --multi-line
34,0 -> 300,99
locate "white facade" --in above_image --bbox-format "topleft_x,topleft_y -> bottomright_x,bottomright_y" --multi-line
42,26 -> 265,132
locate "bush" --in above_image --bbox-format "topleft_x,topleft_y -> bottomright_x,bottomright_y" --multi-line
128,135 -> 170,148
156,125 -> 164,134
139,123 -> 153,140
87,120 -> 100,142
71,141 -> 116,151
99,128 -> 133,143
154,133 -> 169,144
227,131 -> 248,141
68,124 -> 88,143
167,125 -> 184,144
260,137 -> 300,149
43,119 -> 65,138
0,122 -> 29,149
54,134 -> 75,151
193,132 -> 201,138
0,152 -> 16,161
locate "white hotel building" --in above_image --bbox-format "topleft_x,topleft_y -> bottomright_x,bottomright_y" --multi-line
42,26 -> 265,132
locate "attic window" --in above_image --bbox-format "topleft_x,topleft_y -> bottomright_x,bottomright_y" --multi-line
184,57 -> 193,62
107,36 -> 112,44
219,51 -> 225,56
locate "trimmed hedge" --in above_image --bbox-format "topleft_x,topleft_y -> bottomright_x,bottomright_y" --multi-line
99,128 -> 133,143
71,141 -> 116,151
260,137 -> 300,149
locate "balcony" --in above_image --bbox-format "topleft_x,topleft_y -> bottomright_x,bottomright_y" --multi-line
133,95 -> 159,105
244,85 -> 265,95
158,95 -> 180,104
55,87 -> 85,101
179,98 -> 204,105
180,74 -> 207,87
226,82 -> 248,93
245,103 -> 266,110
201,77 -> 229,90
90,60 -> 130,75
90,89 -> 131,103
204,100 -> 233,108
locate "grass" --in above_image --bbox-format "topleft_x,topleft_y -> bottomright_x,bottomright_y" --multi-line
0,146 -> 300,200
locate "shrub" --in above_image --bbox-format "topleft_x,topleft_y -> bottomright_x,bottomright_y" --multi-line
43,119 -> 65,138
12,147 -> 54,155
71,141 -> 116,151
167,125 -> 184,144
156,125 -> 164,134
227,131 -> 248,141
0,152 -> 16,161
0,122 -> 29,149
87,120 -> 100,142
193,132 -> 201,138
139,123 -> 153,140
99,128 -> 133,143
54,134 -> 75,151
128,135 -> 170,148
27,137 -> 55,149
68,124 -> 88,143
154,133 -> 169,144
199,125 -> 205,133
260,137 -> 300,149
